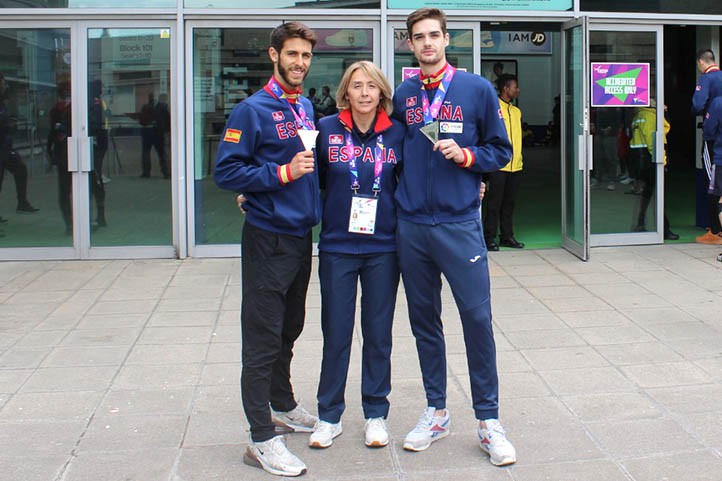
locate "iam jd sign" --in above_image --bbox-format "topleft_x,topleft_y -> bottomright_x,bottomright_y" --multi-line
591,63 -> 650,107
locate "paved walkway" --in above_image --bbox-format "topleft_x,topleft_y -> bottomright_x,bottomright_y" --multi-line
1,243 -> 721,481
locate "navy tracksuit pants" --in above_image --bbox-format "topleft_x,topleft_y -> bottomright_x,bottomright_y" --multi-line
317,251 -> 399,423
397,218 -> 499,420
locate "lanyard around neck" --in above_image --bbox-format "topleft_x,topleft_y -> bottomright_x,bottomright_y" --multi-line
266,77 -> 315,131
420,65 -> 456,125
344,127 -> 384,195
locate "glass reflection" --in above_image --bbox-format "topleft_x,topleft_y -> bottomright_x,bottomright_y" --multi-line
193,27 -> 373,245
87,28 -> 172,246
0,29 -> 72,247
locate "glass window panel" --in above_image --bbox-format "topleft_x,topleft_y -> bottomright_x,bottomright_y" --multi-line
184,0 -> 379,8
589,30 -> 658,235
87,28 -> 172,246
564,24 -> 584,245
581,0 -> 722,14
192,27 -> 373,246
0,28 -> 72,247
393,28 -> 474,86
0,1 -> 175,7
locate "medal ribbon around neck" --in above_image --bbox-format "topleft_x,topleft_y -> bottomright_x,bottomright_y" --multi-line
344,127 -> 384,195
266,77 -> 315,131
420,65 -> 456,125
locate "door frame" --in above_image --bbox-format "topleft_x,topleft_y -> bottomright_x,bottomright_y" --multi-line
561,16 -> 590,260
587,22 -> 664,248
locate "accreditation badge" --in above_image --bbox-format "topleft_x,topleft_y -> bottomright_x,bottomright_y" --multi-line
348,195 -> 378,235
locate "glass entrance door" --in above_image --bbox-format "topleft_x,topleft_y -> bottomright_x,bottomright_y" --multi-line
588,25 -> 664,246
81,23 -> 175,258
561,18 -> 590,260
0,25 -> 76,258
0,22 -> 175,260
188,21 -> 379,257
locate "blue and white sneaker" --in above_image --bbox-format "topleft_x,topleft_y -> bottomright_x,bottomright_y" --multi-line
403,407 -> 450,451
478,419 -> 516,466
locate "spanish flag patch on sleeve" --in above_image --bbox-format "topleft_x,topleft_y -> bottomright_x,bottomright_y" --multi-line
224,128 -> 242,143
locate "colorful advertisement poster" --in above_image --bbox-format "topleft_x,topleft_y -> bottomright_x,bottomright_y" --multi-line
388,0 -> 571,10
591,63 -> 650,107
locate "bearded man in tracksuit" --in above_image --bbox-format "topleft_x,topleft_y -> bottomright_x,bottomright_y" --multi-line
392,7 -> 517,466
692,48 -> 722,245
215,22 -> 320,478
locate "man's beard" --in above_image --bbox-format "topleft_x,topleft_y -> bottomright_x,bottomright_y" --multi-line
277,62 -> 307,88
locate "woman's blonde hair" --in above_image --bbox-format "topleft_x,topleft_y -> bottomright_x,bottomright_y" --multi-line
335,60 -> 393,115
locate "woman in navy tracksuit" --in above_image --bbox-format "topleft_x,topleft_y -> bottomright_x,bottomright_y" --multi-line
309,61 -> 405,449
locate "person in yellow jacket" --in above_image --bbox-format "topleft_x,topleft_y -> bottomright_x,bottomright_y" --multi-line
483,74 -> 524,250
629,101 -> 677,239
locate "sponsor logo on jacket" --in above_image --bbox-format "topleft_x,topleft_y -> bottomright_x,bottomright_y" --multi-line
329,134 -> 343,144
272,111 -> 284,121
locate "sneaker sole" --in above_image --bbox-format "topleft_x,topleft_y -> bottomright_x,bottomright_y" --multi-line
273,419 -> 316,434
365,438 -> 389,448
243,447 -> 307,477
309,427 -> 342,449
402,430 -> 449,452
479,444 -> 517,466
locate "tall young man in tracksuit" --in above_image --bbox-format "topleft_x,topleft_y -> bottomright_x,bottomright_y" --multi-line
702,96 -> 722,261
214,22 -> 320,478
392,7 -> 517,466
692,48 -> 722,245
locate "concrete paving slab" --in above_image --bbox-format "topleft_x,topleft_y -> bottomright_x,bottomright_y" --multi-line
0,391 -> 103,421
78,414 -> 187,452
622,450 -> 722,481
0,455 -> 68,481
98,387 -> 195,417
63,448 -> 178,481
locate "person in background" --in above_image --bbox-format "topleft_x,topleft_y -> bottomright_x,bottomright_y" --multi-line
692,48 -> 722,245
392,7 -> 516,466
47,81 -> 73,235
88,79 -> 108,227
214,22 -> 320,478
317,85 -> 337,117
139,92 -> 170,179
484,74 -> 525,251
0,72 -> 39,230
629,100 -> 677,240
308,61 -> 404,450
701,94 -> 722,259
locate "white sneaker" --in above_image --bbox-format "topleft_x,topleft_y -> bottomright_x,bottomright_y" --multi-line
272,404 -> 318,433
243,435 -> 307,477
478,419 -> 517,466
308,420 -> 342,448
364,417 -> 389,447
403,407 -> 450,452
